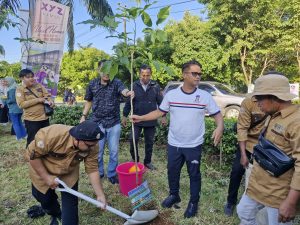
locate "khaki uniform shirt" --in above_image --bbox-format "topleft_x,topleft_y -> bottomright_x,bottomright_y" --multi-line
26,124 -> 99,194
247,105 -> 300,208
16,83 -> 51,121
237,98 -> 266,153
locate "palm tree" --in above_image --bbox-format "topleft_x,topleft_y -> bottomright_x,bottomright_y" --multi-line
0,0 -> 21,14
0,0 -> 113,52
57,0 -> 114,51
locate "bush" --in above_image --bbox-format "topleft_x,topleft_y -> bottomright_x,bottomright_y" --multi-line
52,106 -> 237,158
120,116 -> 237,157
292,99 -> 300,105
50,105 -> 84,126
203,118 -> 237,155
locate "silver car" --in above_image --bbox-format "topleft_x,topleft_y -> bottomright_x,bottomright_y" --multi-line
163,81 -> 245,118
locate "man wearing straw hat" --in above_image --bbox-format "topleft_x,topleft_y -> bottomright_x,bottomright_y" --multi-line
237,72 -> 300,225
131,60 -> 224,218
26,120 -> 106,225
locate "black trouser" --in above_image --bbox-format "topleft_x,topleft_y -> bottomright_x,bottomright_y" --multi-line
32,182 -> 79,225
226,147 -> 252,205
0,104 -> 9,123
167,144 -> 202,203
129,125 -> 156,165
24,119 -> 49,147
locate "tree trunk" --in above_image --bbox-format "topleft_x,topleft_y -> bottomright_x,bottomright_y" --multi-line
260,57 -> 268,76
296,47 -> 300,76
240,46 -> 250,85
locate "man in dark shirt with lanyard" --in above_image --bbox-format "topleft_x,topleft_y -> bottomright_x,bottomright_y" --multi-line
80,60 -> 134,184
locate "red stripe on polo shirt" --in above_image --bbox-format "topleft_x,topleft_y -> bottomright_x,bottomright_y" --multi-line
169,102 -> 207,107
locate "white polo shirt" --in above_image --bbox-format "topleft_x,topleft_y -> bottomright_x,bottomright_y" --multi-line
159,86 -> 220,148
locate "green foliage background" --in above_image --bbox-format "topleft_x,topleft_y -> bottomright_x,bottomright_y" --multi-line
59,48 -> 109,95
51,106 -> 238,159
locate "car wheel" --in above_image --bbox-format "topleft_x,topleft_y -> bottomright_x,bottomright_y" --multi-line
224,106 -> 240,118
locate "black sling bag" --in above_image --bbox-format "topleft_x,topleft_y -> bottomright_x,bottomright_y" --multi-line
253,128 -> 295,177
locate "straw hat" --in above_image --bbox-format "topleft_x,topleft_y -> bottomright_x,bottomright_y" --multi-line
249,74 -> 297,101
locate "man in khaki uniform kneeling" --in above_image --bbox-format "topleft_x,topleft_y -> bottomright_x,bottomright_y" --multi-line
26,120 -> 106,225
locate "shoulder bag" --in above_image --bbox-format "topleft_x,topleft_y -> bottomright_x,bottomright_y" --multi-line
253,128 -> 295,177
26,87 -> 54,116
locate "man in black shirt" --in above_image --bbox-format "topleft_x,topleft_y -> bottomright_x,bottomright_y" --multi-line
81,60 -> 134,184
122,65 -> 166,170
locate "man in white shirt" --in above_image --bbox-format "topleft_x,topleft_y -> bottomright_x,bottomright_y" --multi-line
131,60 -> 224,218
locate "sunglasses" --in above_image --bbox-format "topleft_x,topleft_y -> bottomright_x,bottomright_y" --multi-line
185,72 -> 202,77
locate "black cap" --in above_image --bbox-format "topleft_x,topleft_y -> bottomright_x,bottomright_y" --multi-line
69,120 -> 104,141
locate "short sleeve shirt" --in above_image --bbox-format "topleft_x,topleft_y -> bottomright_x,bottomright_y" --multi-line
159,87 -> 220,148
84,78 -> 126,128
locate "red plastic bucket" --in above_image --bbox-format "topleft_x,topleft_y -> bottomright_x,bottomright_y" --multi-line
116,162 -> 145,196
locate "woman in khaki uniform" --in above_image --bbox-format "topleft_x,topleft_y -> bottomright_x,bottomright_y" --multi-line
16,69 -> 54,147
27,120 -> 106,225
237,73 -> 300,225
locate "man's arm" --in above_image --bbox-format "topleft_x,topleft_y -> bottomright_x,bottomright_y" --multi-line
212,112 -> 224,146
88,171 -> 106,209
80,101 -> 92,123
16,87 -> 44,109
239,141 -> 249,168
29,159 -> 58,189
279,189 -> 300,223
237,99 -> 254,167
121,89 -> 135,98
130,109 -> 165,123
122,98 -> 131,127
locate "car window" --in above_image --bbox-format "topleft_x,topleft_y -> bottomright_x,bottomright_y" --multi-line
213,83 -> 236,95
198,84 -> 215,94
164,84 -> 180,95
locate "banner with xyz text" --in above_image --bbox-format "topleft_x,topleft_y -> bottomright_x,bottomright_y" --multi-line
20,0 -> 69,98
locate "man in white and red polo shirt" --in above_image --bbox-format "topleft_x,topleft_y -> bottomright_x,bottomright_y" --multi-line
131,59 -> 224,218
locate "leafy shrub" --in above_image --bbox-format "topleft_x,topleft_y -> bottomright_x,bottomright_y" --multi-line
121,116 -> 237,157
203,118 -> 237,156
52,106 -> 237,158
292,99 -> 300,105
50,105 -> 83,126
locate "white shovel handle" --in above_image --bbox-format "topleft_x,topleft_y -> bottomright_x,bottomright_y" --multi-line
55,178 -> 130,220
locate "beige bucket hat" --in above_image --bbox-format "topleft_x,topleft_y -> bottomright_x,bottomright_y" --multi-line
249,74 -> 297,101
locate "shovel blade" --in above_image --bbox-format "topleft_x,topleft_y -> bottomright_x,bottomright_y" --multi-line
123,210 -> 159,225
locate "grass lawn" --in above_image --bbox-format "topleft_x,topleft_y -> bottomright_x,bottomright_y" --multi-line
1,124 -> 299,225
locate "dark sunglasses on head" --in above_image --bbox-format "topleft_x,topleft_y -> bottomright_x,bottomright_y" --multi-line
185,72 -> 202,77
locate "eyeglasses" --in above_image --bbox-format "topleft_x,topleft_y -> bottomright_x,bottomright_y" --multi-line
185,72 -> 202,77
23,75 -> 34,79
82,140 -> 97,148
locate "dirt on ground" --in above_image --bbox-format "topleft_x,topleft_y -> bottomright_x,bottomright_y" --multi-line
147,210 -> 176,225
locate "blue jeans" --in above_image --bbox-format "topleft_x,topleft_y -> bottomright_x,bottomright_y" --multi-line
9,113 -> 27,140
98,123 -> 121,178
